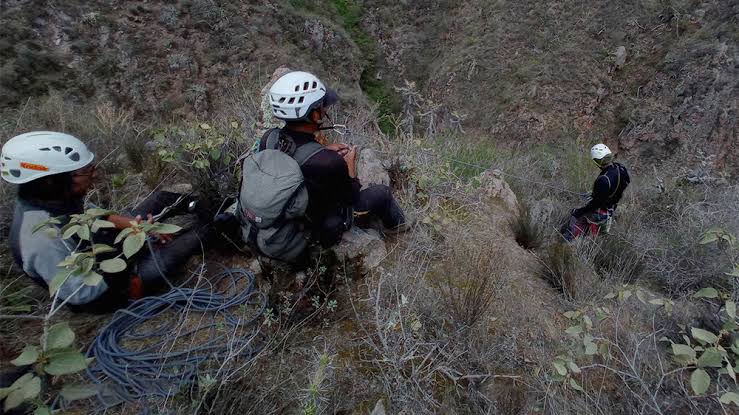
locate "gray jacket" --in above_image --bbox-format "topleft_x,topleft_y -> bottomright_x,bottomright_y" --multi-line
10,197 -> 108,305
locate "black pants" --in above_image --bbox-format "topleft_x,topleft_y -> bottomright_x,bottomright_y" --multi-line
315,184 -> 406,248
129,191 -> 208,291
70,191 -> 206,313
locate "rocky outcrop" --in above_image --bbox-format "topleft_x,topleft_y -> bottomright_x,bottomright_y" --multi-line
333,227 -> 387,271
357,148 -> 390,189
256,66 -> 292,138
477,169 -> 519,214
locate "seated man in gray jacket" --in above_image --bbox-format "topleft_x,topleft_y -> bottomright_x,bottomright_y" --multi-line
2,131 -> 218,313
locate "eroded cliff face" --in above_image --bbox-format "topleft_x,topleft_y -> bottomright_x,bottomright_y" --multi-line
2,0 -> 736,174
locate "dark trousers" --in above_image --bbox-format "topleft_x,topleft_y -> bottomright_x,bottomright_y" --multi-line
315,184 -> 405,248
70,192 -> 205,313
129,191 -> 206,291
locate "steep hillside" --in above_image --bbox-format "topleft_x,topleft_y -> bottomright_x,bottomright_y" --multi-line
3,1 -> 736,174
0,0 -> 372,119
1,1 -> 739,414
365,0 -> 738,175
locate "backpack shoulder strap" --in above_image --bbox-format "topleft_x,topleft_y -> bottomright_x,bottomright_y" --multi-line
292,141 -> 325,166
607,164 -> 621,199
263,128 -> 282,150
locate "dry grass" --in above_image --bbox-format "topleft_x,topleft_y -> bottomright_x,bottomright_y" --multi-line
536,242 -> 581,300
0,75 -> 737,415
509,202 -> 546,250
433,233 -> 509,330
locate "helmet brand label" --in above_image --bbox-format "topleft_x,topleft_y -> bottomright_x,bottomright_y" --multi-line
20,162 -> 49,171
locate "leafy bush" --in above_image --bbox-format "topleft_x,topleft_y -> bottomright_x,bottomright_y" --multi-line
0,208 -> 180,413
153,121 -> 250,210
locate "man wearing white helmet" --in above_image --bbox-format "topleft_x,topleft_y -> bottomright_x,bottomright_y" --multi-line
565,143 -> 631,240
258,70 -> 410,249
2,131 -> 220,312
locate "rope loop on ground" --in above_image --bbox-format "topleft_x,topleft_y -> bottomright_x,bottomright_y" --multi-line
85,267 -> 266,411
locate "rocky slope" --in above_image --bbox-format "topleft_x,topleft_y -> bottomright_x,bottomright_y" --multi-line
2,0 -> 736,175
363,0 -> 737,175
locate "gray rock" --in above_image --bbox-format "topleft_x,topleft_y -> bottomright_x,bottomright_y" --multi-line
615,46 -> 627,69
357,148 -> 390,189
248,259 -> 262,276
333,227 -> 387,271
256,67 -> 292,138
531,198 -> 556,224
370,399 -> 386,415
476,169 -> 519,213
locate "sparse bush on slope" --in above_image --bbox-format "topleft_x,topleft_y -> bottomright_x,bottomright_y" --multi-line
510,202 -> 546,250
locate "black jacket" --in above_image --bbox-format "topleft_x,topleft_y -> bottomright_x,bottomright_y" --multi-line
573,162 -> 630,218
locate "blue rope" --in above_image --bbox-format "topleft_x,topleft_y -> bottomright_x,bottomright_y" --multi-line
85,266 -> 267,411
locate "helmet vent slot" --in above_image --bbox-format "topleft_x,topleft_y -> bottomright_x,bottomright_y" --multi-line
39,148 -> 50,151
9,169 -> 21,178
69,152 -> 80,162
278,97 -> 286,103
303,82 -> 309,90
294,85 -> 300,92
53,146 -> 62,152
65,147 -> 73,154
288,97 -> 295,104
312,81 -> 317,89
298,97 -> 304,103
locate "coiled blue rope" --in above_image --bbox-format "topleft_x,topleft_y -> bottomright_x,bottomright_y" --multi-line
85,265 -> 267,411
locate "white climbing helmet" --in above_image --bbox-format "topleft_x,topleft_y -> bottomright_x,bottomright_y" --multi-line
590,143 -> 613,166
268,71 -> 338,121
1,131 -> 95,184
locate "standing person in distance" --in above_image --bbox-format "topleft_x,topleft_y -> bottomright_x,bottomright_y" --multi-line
564,143 -> 630,240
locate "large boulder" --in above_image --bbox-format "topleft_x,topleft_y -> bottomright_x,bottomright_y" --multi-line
256,66 -> 292,138
357,148 -> 390,189
333,227 -> 387,271
477,169 -> 519,213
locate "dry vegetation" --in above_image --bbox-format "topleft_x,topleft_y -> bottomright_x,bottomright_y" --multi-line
1,0 -> 737,413
1,91 -> 738,413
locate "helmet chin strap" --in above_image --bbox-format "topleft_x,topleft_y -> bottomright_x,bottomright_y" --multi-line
315,112 -> 347,134
317,124 -> 347,133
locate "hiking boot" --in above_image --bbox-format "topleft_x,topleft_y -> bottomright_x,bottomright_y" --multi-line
383,213 -> 417,235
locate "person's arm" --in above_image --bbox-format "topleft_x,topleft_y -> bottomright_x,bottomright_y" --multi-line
323,150 -> 360,205
19,215 -> 109,306
572,176 -> 610,218
107,214 -> 138,230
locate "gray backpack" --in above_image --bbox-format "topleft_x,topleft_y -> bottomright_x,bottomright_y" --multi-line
237,129 -> 323,262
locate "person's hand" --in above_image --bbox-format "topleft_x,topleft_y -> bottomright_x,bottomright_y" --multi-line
343,145 -> 358,178
134,214 -> 173,244
326,143 -> 350,156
